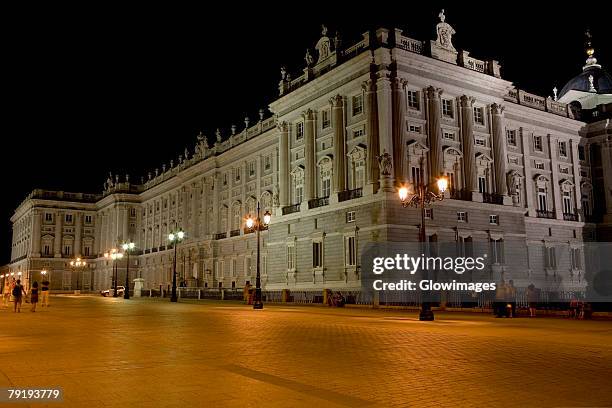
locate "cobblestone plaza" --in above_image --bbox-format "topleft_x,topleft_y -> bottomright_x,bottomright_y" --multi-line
1,297 -> 611,407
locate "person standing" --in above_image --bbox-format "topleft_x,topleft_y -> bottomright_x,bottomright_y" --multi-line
494,280 -> 506,317
526,283 -> 537,317
507,280 -> 517,318
30,282 -> 39,312
41,279 -> 50,307
12,279 -> 27,313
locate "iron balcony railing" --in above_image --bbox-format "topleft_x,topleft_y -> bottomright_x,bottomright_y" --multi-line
482,192 -> 504,205
213,232 -> 227,240
449,188 -> 472,201
308,196 -> 329,209
563,212 -> 579,222
338,188 -> 363,202
282,204 -> 301,215
230,229 -> 240,237
536,210 -> 555,219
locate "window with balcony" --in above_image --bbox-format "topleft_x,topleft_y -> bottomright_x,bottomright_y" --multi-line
538,188 -> 547,211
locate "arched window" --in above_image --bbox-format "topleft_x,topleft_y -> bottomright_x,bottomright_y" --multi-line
231,202 -> 242,230
348,145 -> 366,190
291,167 -> 304,205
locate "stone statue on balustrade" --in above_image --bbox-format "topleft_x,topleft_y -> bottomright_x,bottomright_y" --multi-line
272,184 -> 280,207
315,25 -> 332,64
435,9 -> 456,52
305,49 -> 314,67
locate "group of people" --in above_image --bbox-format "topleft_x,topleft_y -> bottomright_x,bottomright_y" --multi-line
2,278 -> 50,313
494,280 -> 539,318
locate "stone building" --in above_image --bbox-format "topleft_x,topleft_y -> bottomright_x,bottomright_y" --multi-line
7,13 -> 612,301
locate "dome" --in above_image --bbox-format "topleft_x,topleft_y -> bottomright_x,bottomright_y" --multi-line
558,65 -> 612,98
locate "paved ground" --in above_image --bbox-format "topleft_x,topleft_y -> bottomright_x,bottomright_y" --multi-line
1,296 -> 611,408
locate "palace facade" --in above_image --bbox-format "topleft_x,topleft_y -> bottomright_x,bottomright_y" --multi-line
7,13 -> 612,299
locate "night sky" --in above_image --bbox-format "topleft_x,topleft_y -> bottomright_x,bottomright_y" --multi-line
3,4 -> 610,263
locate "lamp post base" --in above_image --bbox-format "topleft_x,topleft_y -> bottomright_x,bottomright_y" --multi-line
170,295 -> 178,303
419,309 -> 435,321
253,301 -> 263,310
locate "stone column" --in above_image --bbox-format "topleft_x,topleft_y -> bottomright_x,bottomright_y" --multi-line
54,211 -> 62,257
121,207 -> 129,243
74,213 -> 82,256
201,178 -> 209,237
490,103 -> 509,201
278,122 -> 290,207
570,139 -> 582,219
363,79 -> 379,194
426,86 -> 443,183
182,186 -> 189,234
304,109 -> 316,201
191,182 -> 200,238
601,137 -> 612,219
521,129 -> 536,216
460,95 -> 477,193
548,134 -> 563,219
392,78 -> 407,183
331,95 -> 346,195
32,210 -> 41,256
93,214 -> 100,256
377,73 -> 394,190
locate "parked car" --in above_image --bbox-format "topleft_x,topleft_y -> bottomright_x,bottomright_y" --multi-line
100,286 -> 125,297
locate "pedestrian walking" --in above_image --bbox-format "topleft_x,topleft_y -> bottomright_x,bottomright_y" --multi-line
506,280 -> 517,318
41,279 -> 50,307
30,282 -> 39,312
12,279 -> 27,313
526,283 -> 537,317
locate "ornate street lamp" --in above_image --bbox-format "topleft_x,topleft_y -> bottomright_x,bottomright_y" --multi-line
245,202 -> 271,310
168,230 -> 185,302
69,257 -> 88,295
121,241 -> 136,299
398,156 -> 448,321
104,249 -> 123,297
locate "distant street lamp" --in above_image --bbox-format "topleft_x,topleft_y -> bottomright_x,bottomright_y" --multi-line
104,249 -> 123,297
398,156 -> 448,321
245,202 -> 271,310
121,241 -> 136,299
168,230 -> 185,303
69,257 -> 87,295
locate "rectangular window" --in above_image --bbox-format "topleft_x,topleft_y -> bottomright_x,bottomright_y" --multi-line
442,99 -> 454,118
353,129 -> 364,139
408,125 -> 421,133
248,162 -> 255,177
65,214 -> 73,223
534,135 -> 543,151
346,211 -> 356,223
538,188 -> 547,211
559,141 -> 568,157
84,215 -> 92,224
322,178 -> 331,198
424,208 -> 433,219
478,176 -> 487,193
322,110 -> 330,129
223,174 -> 228,186
287,245 -> 296,270
44,245 -> 50,255
535,162 -> 545,170
84,246 -> 91,256
578,145 -> 585,161
407,90 -> 419,110
545,246 -> 556,268
264,156 -> 271,170
475,138 -> 486,146
560,166 -> 569,174
563,191 -> 572,214
474,107 -> 484,125
312,242 -> 323,268
580,169 -> 588,177
295,122 -> 304,140
45,213 -> 53,222
506,130 -> 517,146
411,166 -> 421,185
345,236 -> 356,266
295,185 -> 303,204
443,131 -> 455,140
64,245 -> 71,256
570,248 -> 581,270
582,195 -> 591,216
235,168 -> 241,182
352,94 -> 363,116
489,215 -> 499,225
490,239 -> 504,264
457,211 -> 468,222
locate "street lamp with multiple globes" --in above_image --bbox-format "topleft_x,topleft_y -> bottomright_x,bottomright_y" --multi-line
398,156 -> 448,321
245,202 -> 271,310
104,249 -> 123,297
69,257 -> 87,295
121,241 -> 136,299
168,230 -> 185,303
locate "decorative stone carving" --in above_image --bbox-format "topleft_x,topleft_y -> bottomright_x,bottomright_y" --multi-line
435,9 -> 456,52
378,151 -> 393,176
305,49 -> 314,67
280,66 -> 287,80
315,25 -> 332,63
216,129 -> 222,143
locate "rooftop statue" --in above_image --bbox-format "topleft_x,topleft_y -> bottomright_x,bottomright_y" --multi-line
305,49 -> 314,67
435,9 -> 456,52
315,25 -> 332,64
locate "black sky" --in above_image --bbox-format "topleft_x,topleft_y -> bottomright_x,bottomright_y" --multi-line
3,3 -> 610,263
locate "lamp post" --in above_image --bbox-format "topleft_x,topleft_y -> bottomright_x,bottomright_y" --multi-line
104,249 -> 123,297
245,202 -> 271,310
398,156 -> 448,321
0,274 -> 4,295
121,241 -> 135,299
69,257 -> 87,295
168,230 -> 185,302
